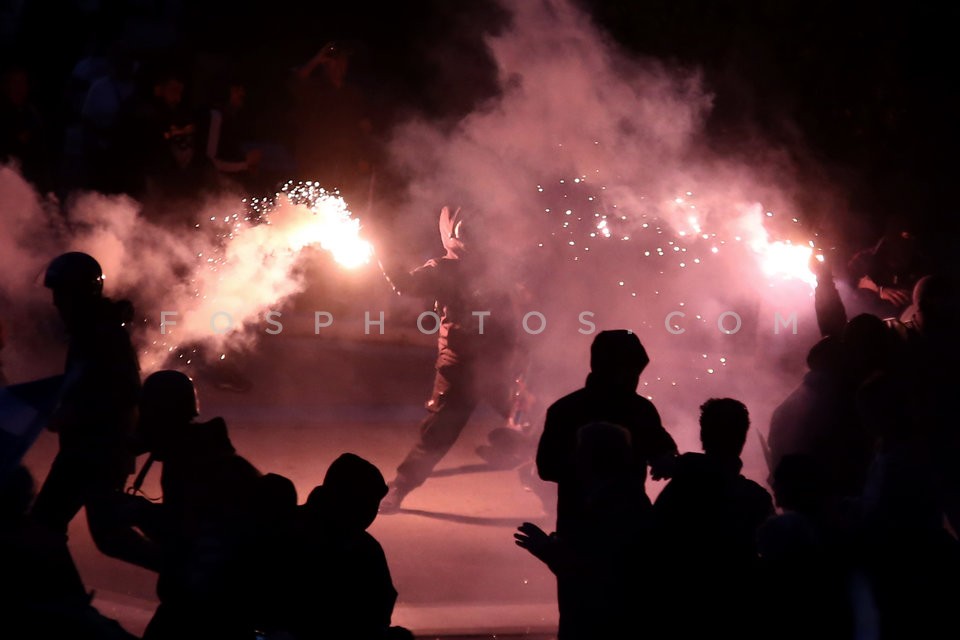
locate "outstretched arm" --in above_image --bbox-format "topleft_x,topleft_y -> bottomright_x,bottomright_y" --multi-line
376,249 -> 442,298
813,254 -> 847,337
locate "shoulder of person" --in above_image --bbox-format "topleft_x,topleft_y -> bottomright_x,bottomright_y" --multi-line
195,417 -> 235,451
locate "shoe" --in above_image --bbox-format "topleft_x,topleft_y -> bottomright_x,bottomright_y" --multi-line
475,443 -> 527,470
379,483 -> 409,514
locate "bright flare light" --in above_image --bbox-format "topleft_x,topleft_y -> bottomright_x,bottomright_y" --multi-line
280,181 -> 373,268
754,240 -> 815,286
738,203 -> 816,287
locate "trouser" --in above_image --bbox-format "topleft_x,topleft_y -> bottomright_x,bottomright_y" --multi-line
31,448 -> 159,569
394,361 -> 513,489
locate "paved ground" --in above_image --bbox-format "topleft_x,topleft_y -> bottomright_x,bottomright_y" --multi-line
21,335 -> 562,637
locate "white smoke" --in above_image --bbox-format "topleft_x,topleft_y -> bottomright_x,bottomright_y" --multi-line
384,0 -> 838,452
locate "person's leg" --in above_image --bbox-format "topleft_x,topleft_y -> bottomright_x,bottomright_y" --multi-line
382,365 -> 476,511
476,365 -> 537,468
85,460 -> 161,571
30,452 -> 87,535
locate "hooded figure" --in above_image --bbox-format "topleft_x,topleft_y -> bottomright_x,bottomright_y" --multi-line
535,331 -> 677,640
378,206 -> 525,512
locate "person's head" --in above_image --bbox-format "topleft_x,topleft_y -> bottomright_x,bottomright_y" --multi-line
319,41 -> 352,88
806,335 -> 842,372
153,70 -> 185,108
322,453 -> 388,532
912,274 -> 957,335
771,454 -> 827,513
228,82 -> 246,110
43,252 -> 104,326
137,370 -> 199,458
254,473 -> 298,522
589,330 -> 649,391
699,397 -> 749,458
842,313 -> 891,380
439,205 -> 467,257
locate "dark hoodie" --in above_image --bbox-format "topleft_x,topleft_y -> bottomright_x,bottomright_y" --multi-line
655,452 -> 773,565
537,373 -> 676,538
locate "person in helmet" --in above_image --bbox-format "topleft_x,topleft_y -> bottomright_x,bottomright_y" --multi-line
122,370 -> 262,639
30,252 -> 148,564
132,369 -> 260,518
377,206 -> 528,512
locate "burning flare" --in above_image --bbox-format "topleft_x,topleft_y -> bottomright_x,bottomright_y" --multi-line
278,181 -> 373,268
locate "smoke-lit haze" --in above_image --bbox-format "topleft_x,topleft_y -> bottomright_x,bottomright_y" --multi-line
1,0 -> 847,631
0,0 -> 838,489
0,0 -> 834,476
386,0 -> 832,448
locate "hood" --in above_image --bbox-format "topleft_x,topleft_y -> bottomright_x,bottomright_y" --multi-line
439,206 -> 465,258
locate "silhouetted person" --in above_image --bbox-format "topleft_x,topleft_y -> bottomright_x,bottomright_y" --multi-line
378,206 -> 525,511
847,216 -> 930,317
757,455 -> 859,640
79,44 -> 137,193
125,370 -> 263,640
654,398 -> 773,639
768,314 -> 889,498
204,77 -> 262,189
517,422 -> 654,639
537,330 -> 676,534
285,453 -> 411,640
30,252 -> 147,564
248,472 -> 298,636
290,40 -> 375,202
1,465 -> 135,639
0,64 -> 51,191
857,371 -> 960,640
536,330 -> 675,638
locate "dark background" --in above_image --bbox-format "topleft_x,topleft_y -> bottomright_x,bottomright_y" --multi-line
5,0 -> 958,240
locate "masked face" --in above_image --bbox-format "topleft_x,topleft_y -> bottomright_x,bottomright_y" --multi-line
439,206 -> 466,257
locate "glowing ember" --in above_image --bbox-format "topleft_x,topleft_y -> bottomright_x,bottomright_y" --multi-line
537,177 -> 817,294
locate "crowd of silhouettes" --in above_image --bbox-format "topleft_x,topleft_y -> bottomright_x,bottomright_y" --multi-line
2,244 -> 960,639
512,276 -> 959,640
1,5 -> 959,640
1,9 -> 385,219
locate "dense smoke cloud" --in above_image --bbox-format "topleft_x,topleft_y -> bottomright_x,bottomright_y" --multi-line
0,0 -> 833,441
0,170 -> 370,374
381,0 -> 833,452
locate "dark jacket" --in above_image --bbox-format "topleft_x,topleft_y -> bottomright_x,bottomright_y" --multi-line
537,375 -> 676,537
